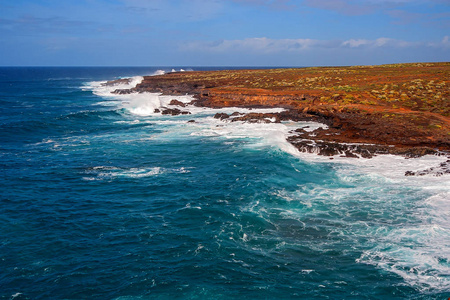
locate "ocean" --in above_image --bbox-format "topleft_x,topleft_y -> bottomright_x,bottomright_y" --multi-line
0,67 -> 449,299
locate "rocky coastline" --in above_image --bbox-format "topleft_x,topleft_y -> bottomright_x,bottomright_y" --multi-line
105,63 -> 450,175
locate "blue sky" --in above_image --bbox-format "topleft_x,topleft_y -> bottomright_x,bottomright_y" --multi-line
0,0 -> 449,66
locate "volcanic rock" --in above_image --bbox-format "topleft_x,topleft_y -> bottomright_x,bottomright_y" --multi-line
169,99 -> 186,107
161,108 -> 191,115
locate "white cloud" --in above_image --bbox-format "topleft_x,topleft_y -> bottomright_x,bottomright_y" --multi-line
184,36 -> 433,53
184,37 -> 340,53
341,39 -> 371,47
180,35 -> 450,66
341,37 -> 416,48
428,35 -> 450,48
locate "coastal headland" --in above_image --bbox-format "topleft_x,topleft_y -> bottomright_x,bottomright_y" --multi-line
108,62 -> 450,171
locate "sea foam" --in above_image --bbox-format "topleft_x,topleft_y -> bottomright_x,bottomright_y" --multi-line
189,115 -> 450,292
84,71 -> 197,116
86,71 -> 450,293
83,166 -> 191,181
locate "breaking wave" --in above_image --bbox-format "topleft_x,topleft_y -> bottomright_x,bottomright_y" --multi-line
79,69 -> 450,295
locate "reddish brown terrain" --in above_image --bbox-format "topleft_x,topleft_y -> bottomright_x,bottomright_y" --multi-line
111,62 -> 450,161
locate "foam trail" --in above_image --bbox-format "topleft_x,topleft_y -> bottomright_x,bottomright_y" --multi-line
83,166 -> 191,181
323,153 -> 450,292
185,114 -> 450,292
357,191 -> 450,293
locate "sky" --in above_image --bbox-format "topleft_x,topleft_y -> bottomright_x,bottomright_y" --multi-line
0,0 -> 449,66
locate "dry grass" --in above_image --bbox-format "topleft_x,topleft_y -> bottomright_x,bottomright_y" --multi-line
162,62 -> 449,116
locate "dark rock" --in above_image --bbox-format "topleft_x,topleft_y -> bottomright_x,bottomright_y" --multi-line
214,113 -> 229,120
295,128 -> 308,133
287,136 -> 387,159
231,113 -> 275,123
318,143 -> 342,156
359,150 -> 373,159
169,99 -> 186,107
404,159 -> 450,176
101,78 -> 131,86
343,151 -> 359,158
161,108 -> 191,115
113,89 -> 133,94
154,109 -> 160,113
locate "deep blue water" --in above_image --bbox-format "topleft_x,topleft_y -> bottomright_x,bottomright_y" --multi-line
1,67 -> 449,299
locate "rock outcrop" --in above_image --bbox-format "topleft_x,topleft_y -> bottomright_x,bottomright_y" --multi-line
108,63 -> 450,160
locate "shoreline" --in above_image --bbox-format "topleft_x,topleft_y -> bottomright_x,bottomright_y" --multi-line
103,63 -> 450,175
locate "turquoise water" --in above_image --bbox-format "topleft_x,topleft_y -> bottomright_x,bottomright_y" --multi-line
1,67 -> 449,299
